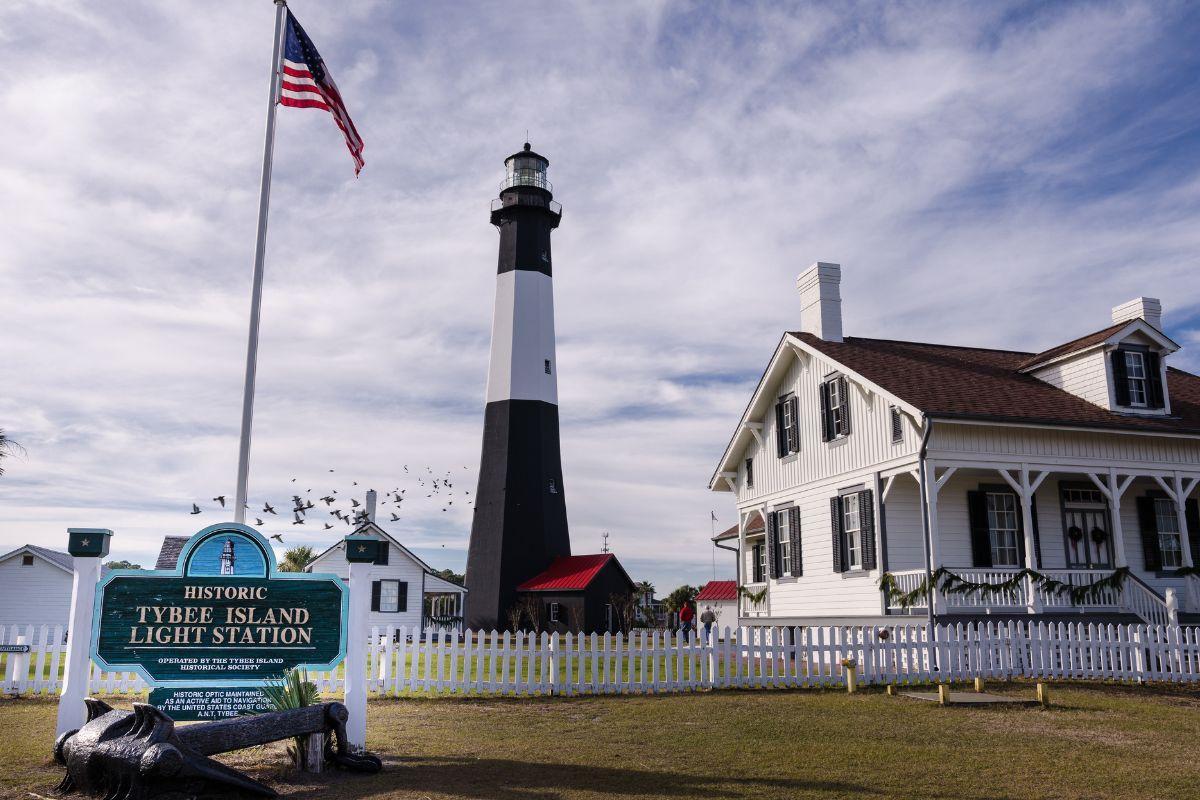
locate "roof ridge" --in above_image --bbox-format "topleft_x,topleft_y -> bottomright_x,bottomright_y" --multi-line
792,332 -> 1035,356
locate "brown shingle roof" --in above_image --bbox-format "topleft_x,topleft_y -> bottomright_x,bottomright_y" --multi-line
792,333 -> 1200,436
1015,322 -> 1127,371
714,511 -> 764,540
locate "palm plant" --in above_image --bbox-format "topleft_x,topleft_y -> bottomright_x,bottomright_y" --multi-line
279,545 -> 316,572
0,429 -> 24,476
262,667 -> 321,768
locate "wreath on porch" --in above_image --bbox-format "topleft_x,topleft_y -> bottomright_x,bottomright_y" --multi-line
738,585 -> 768,604
878,566 -> 1131,610
1067,525 -> 1083,542
1090,527 -> 1108,545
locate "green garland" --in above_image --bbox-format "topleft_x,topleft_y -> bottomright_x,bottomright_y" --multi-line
738,585 -> 768,603
1171,565 -> 1200,579
879,566 -> 1132,610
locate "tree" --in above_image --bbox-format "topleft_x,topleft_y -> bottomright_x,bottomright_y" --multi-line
279,545 -> 316,573
663,584 -> 698,612
634,580 -> 655,604
104,560 -> 142,570
0,429 -> 24,477
433,568 -> 464,586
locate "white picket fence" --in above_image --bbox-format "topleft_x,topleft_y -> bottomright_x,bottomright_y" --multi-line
4,621 -> 1200,697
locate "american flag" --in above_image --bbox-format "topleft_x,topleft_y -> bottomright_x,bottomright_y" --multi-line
279,11 -> 364,175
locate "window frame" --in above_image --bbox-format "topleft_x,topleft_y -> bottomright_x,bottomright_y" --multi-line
745,457 -> 754,488
378,579 -> 402,613
21,554 -> 34,566
842,491 -> 862,570
1125,350 -> 1149,408
751,541 -> 766,583
985,491 -> 1022,567
890,405 -> 904,444
1153,497 -> 1184,568
775,509 -> 791,577
549,602 -> 561,622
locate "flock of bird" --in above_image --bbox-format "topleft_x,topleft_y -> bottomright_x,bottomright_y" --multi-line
189,465 -> 474,545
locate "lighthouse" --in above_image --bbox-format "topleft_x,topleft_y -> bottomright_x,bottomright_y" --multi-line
464,144 -> 571,630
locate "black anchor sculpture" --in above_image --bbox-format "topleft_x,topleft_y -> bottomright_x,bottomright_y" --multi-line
54,698 -> 382,799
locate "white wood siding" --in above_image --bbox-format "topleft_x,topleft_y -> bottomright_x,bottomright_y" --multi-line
308,540 -> 426,632
929,423 -> 1200,467
0,554 -> 73,628
1031,348 -> 1111,409
734,350 -> 919,505
882,476 -> 924,572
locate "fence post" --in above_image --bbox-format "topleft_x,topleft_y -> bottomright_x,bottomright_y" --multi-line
56,528 -> 110,737
1165,588 -> 1179,627
343,534 -> 378,752
548,632 -> 558,696
10,633 -> 29,692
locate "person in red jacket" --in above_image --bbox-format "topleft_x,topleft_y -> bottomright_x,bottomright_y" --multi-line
678,601 -> 695,642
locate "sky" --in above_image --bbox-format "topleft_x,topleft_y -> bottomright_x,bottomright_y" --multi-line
2,0 -> 1199,596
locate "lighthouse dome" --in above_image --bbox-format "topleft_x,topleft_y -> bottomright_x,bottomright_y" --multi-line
502,142 -> 551,193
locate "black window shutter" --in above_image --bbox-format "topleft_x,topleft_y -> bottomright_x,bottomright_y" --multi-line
830,496 -> 844,572
1145,351 -> 1165,409
788,507 -> 802,576
1112,350 -> 1131,406
787,396 -> 800,453
967,490 -> 992,568
1186,499 -> 1200,569
397,581 -> 408,612
775,402 -> 787,457
1135,496 -> 1162,571
859,489 -> 876,570
839,376 -> 852,436
376,542 -> 389,565
819,383 -> 832,442
370,580 -> 381,612
766,512 -> 779,579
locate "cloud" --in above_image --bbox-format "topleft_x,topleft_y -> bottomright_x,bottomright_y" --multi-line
1,1 -> 1199,593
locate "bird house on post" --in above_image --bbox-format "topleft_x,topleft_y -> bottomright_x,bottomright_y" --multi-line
67,528 -> 112,559
344,534 -> 380,564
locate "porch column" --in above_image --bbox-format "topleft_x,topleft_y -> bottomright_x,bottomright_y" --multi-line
1087,469 -> 1135,569
736,509 -> 748,618
923,464 -> 957,615
1000,465 -> 1048,615
1154,472 -> 1200,611
760,502 -> 771,617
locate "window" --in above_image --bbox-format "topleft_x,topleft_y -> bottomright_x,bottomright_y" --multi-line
842,492 -> 862,569
890,406 -> 903,443
21,555 -> 33,566
544,359 -> 552,375
1154,498 -> 1183,568
1125,351 -> 1148,407
379,580 -> 401,613
776,510 -> 791,576
986,492 -> 1021,567
548,478 -> 557,494
745,458 -> 754,488
549,602 -> 560,622
751,542 -> 766,583
775,395 -> 799,456
821,376 -> 851,441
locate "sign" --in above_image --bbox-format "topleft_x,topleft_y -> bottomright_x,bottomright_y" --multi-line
91,523 -> 347,688
0,644 -> 30,654
147,686 -> 272,720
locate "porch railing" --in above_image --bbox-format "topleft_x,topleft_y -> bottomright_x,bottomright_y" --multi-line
884,567 -> 1172,625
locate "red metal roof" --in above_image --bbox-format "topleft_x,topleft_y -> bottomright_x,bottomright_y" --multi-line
696,580 -> 738,602
516,554 -> 617,592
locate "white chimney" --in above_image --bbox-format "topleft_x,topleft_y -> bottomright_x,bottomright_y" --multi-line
797,261 -> 843,342
1112,297 -> 1162,331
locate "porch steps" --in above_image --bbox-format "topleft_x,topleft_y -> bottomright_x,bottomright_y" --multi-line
901,691 -> 1041,708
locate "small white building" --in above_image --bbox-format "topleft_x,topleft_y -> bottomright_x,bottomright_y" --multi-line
305,523 -> 467,634
0,544 -> 96,635
711,262 -> 1200,627
695,580 -> 738,637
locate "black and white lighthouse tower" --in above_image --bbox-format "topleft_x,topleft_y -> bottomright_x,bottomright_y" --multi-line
465,144 -> 571,630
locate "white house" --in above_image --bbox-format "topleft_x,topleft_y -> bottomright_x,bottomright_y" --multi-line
305,522 -> 467,634
710,262 -> 1200,628
0,544 -> 98,635
695,580 -> 738,637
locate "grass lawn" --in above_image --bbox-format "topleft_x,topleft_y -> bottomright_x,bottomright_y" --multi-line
5,681 -> 1200,799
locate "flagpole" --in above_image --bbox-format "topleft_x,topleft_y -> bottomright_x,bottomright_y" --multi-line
234,0 -> 288,524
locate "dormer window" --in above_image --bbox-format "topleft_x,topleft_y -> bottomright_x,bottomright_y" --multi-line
1112,345 -> 1164,410
1125,351 -> 1148,406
